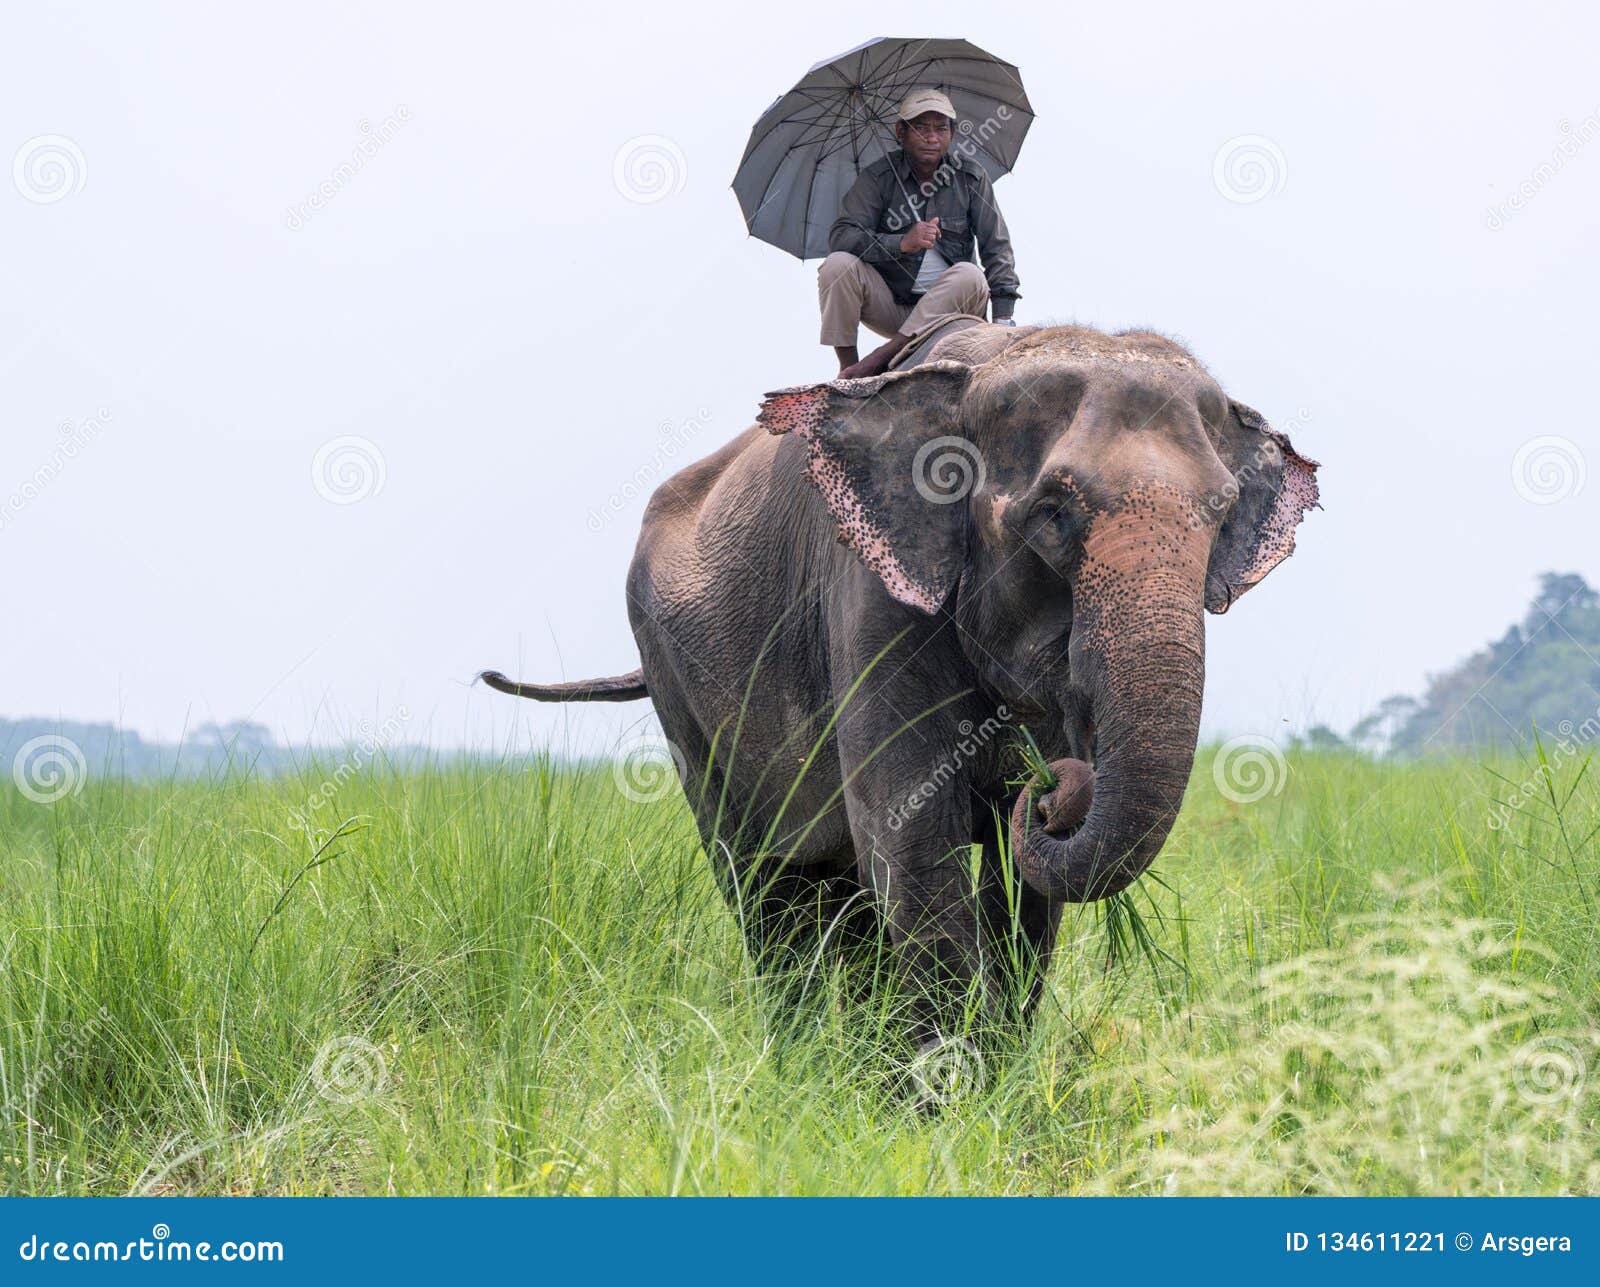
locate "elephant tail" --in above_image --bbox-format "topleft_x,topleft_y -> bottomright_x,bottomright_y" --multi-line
477,668 -> 649,703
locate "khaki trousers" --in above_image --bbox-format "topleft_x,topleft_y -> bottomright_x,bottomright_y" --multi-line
818,251 -> 990,347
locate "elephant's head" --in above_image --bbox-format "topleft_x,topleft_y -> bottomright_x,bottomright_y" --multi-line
760,326 -> 1319,902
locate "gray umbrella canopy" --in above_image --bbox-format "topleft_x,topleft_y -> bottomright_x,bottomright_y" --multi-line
733,37 -> 1034,260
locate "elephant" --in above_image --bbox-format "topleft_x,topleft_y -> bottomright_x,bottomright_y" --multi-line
483,322 -> 1319,1059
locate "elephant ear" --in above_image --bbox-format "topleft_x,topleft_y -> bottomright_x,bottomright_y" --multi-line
759,362 -> 975,614
1205,399 -> 1321,614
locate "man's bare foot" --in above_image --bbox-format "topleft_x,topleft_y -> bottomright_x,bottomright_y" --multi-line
838,333 -> 911,379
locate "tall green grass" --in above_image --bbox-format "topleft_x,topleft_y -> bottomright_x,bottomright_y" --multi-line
1,744 -> 1595,1195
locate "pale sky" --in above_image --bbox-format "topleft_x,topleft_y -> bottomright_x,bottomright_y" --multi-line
4,1 -> 1595,755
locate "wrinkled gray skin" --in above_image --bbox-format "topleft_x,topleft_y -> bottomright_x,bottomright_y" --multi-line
485,324 -> 1319,1047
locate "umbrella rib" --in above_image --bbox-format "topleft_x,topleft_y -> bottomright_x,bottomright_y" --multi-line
798,130 -> 824,257
846,89 -> 904,172
753,111 -> 862,160
788,84 -> 852,111
867,36 -> 929,88
810,133 -> 848,165
764,105 -> 846,133
878,44 -> 1033,114
878,40 -> 936,99
766,94 -> 874,143
787,117 -> 852,149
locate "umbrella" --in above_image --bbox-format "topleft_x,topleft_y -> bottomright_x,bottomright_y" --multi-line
733,37 -> 1034,260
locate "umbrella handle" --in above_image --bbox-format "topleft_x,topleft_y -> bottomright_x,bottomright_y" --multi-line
888,142 -> 929,239
853,104 -> 924,238
899,178 -> 923,228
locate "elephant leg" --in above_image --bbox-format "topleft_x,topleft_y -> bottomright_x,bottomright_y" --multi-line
841,772 -> 987,1049
655,706 -> 881,1008
708,847 -> 883,1011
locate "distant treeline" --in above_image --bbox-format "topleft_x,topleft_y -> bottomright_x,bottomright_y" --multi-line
1299,571 -> 1600,757
10,572 -> 1600,776
0,717 -> 455,781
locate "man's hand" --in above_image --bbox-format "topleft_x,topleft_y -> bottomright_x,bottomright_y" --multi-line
899,216 -> 940,253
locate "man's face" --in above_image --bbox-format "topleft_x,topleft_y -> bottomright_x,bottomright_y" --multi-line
900,111 -> 953,168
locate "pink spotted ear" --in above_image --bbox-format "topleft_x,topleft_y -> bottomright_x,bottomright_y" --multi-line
1205,400 -> 1321,613
758,364 -> 974,614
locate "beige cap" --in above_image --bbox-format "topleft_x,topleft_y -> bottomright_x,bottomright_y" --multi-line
896,88 -> 957,123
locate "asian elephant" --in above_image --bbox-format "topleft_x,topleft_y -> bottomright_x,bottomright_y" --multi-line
482,323 -> 1319,1057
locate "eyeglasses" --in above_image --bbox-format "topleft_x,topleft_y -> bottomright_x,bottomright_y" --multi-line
904,118 -> 953,138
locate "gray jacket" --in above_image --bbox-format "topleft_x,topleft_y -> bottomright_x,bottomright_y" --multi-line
828,149 -> 1021,313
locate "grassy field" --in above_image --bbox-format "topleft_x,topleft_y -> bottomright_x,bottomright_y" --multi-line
1,741 -> 1597,1196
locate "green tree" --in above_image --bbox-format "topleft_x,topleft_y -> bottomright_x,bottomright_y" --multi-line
1368,572 -> 1600,756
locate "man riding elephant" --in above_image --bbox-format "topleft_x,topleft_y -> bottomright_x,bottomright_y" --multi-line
821,88 -> 1022,378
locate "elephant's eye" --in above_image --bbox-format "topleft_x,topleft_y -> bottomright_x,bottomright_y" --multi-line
1019,492 -> 1079,565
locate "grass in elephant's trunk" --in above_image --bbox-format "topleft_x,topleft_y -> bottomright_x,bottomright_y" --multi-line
1011,725 -> 1093,838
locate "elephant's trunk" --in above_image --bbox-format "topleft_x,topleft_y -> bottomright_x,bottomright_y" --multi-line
1008,492 -> 1209,902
